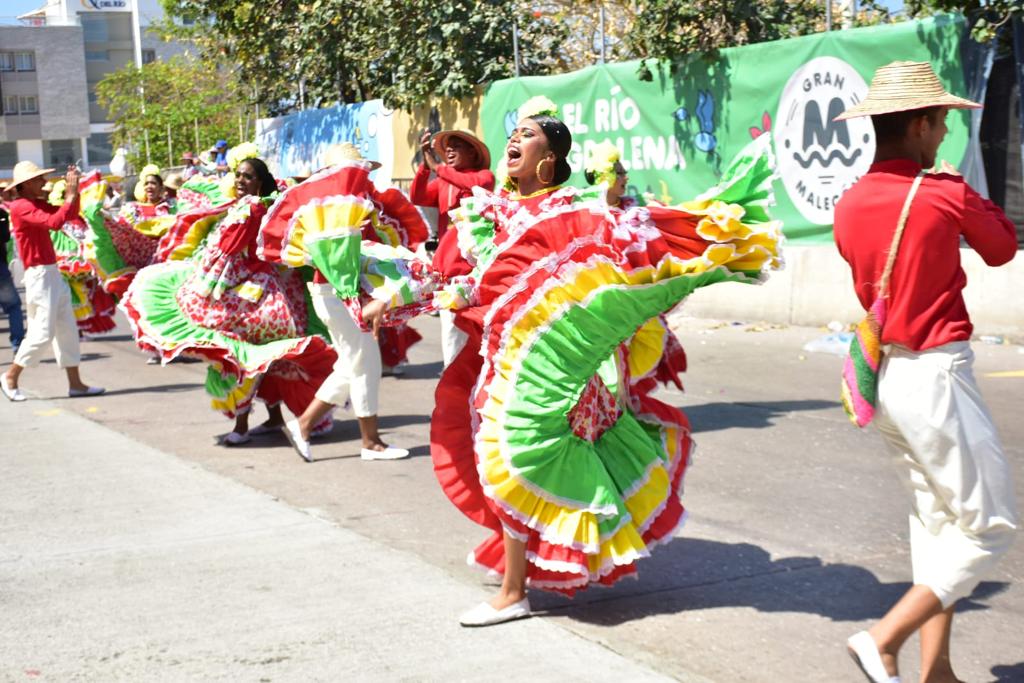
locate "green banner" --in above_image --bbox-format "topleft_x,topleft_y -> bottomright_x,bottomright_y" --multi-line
480,15 -> 971,243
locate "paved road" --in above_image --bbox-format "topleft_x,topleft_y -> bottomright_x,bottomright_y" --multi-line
2,312 -> 1022,681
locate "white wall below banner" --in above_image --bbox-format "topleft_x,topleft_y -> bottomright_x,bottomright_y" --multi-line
683,246 -> 1024,336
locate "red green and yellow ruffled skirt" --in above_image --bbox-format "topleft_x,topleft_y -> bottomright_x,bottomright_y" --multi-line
432,135 -> 781,595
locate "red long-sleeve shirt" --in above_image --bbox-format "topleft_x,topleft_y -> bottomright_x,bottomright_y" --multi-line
409,163 -> 494,240
8,195 -> 81,268
834,158 -> 1017,351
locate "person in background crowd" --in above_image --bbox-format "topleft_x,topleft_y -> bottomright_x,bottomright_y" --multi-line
1,161 -> 104,402
834,61 -> 1019,683
411,129 -> 494,242
180,151 -> 201,180
164,173 -> 183,200
411,129 -> 494,367
0,180 -> 26,357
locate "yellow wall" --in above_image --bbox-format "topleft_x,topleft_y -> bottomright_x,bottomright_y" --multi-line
390,88 -> 485,183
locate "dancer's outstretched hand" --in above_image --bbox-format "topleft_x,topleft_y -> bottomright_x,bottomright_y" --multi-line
362,299 -> 387,340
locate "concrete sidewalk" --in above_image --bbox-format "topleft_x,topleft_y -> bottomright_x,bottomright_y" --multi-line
0,402 -> 681,681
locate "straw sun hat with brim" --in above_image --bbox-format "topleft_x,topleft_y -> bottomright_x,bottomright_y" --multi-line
834,61 -> 980,121
432,129 -> 491,168
164,173 -> 184,191
10,160 -> 56,188
324,142 -> 382,170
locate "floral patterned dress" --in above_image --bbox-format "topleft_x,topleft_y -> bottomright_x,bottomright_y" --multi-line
122,195 -> 336,419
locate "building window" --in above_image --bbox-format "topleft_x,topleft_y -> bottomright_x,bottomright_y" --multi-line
87,132 -> 114,165
142,49 -> 156,64
0,142 -> 17,168
19,96 -> 38,114
15,52 -> 35,72
43,139 -> 83,168
81,17 -> 109,43
0,53 -> 13,72
86,50 -> 110,62
3,95 -> 18,115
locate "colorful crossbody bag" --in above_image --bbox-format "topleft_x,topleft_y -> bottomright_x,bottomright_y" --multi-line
840,171 -> 924,427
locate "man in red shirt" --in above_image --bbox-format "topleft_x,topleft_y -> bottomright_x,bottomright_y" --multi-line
411,129 -> 495,243
1,161 -> 104,402
411,129 -> 494,366
833,62 -> 1018,683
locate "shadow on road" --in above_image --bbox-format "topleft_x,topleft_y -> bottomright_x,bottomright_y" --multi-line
40,352 -> 109,364
93,382 -> 203,397
232,415 -> 432,455
529,537 -> 1006,625
991,662 -> 1024,682
81,334 -> 135,343
388,360 -> 443,381
684,399 -> 841,433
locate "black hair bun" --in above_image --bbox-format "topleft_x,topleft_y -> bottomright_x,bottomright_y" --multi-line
553,158 -> 572,186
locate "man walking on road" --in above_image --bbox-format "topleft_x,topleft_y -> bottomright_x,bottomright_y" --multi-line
1,161 -> 104,402
833,61 -> 1019,683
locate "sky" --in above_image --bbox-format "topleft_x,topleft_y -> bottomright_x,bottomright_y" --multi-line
1,0 -> 49,22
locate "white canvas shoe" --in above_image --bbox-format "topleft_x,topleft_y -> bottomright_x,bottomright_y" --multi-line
847,631 -> 900,683
459,598 -> 531,627
1,374 -> 25,402
360,445 -> 409,460
283,419 -> 313,463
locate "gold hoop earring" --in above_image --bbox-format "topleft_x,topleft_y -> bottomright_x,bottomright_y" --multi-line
536,158 -> 555,185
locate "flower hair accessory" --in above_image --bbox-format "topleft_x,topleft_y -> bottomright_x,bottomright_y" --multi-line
139,163 -> 162,179
226,141 -> 260,172
585,141 -> 620,186
517,95 -> 558,119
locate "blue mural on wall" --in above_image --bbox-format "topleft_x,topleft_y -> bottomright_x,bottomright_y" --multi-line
257,99 -> 394,184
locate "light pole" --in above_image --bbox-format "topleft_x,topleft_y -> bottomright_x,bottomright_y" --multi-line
131,0 -> 150,164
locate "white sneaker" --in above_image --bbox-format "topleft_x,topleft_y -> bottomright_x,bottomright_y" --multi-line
459,598 -> 531,627
360,445 -> 410,460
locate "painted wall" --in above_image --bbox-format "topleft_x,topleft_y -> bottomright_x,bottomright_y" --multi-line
256,100 -> 395,189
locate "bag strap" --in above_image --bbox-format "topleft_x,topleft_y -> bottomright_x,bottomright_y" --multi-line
878,171 -> 925,299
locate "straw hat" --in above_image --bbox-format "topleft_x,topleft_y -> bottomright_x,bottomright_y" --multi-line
164,172 -> 184,191
432,129 -> 490,168
324,142 -> 381,170
10,160 -> 55,188
834,61 -> 980,121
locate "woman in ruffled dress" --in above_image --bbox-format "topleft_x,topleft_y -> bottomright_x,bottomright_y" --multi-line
426,98 -> 782,626
121,157 -> 336,446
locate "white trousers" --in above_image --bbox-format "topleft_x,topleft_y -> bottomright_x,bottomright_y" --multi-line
440,309 -> 468,367
875,341 -> 1018,608
13,264 -> 81,369
309,283 -> 380,417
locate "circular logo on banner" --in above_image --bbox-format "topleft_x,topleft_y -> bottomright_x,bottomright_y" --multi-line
774,56 -> 874,225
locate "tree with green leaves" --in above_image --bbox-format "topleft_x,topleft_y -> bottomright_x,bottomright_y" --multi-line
906,0 -> 1024,42
96,55 -> 251,171
157,0 -> 567,113
624,0 -> 891,79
